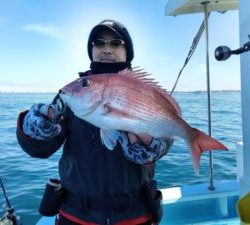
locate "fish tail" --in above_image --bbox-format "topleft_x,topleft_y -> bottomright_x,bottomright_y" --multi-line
188,128 -> 228,175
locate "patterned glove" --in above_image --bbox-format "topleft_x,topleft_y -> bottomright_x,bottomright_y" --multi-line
117,131 -> 173,164
22,104 -> 61,140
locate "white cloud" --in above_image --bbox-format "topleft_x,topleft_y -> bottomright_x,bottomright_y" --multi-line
21,23 -> 64,41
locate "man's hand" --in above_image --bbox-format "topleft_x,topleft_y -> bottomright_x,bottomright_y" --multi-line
22,104 -> 61,140
100,130 -> 153,150
127,133 -> 153,145
118,131 -> 173,164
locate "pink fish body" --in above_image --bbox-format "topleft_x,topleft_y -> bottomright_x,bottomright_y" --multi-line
60,69 -> 227,173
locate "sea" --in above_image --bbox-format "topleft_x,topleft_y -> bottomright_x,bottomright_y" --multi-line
0,91 -> 242,225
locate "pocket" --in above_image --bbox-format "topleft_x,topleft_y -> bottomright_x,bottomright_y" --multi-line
145,180 -> 163,224
39,179 -> 64,216
150,190 -> 163,224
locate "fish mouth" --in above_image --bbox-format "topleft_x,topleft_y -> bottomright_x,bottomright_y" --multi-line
59,87 -> 71,96
59,88 -> 72,105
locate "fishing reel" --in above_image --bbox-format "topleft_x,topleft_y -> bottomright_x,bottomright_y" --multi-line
0,207 -> 21,225
0,178 -> 21,225
0,216 -> 13,225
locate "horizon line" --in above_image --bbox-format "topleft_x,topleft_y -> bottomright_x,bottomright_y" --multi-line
0,90 -> 241,94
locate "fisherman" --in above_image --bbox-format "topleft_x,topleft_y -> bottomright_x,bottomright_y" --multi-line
16,19 -> 173,225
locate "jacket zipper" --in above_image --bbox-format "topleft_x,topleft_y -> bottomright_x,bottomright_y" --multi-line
106,218 -> 111,225
104,150 -> 111,225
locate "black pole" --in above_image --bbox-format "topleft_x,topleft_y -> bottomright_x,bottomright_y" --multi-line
0,177 -> 21,225
201,1 -> 215,191
0,177 -> 12,209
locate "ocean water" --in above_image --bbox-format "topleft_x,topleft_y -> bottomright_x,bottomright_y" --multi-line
0,91 -> 242,225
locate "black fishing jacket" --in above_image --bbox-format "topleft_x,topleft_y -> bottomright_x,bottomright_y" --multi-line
16,69 -> 171,225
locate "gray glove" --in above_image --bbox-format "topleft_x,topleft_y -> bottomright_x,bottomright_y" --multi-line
117,132 -> 173,164
22,104 -> 61,140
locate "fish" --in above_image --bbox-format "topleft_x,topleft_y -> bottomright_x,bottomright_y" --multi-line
59,69 -> 228,174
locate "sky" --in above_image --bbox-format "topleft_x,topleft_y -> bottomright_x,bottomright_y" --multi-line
0,0 -> 240,92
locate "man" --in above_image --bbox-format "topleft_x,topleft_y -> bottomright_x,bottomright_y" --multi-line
16,19 -> 173,225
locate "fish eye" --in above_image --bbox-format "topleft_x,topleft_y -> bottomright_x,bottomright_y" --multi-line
81,79 -> 91,87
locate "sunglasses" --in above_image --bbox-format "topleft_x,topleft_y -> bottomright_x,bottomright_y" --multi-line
92,39 -> 125,48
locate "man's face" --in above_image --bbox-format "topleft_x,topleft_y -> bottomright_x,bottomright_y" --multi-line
92,30 -> 127,63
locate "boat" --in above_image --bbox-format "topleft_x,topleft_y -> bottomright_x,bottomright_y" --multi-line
36,0 -> 250,224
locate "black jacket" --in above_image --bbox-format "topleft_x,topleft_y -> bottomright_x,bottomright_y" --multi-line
16,70 -> 171,224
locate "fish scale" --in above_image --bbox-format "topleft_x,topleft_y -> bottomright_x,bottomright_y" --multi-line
106,85 -> 168,120
104,87 -> 167,134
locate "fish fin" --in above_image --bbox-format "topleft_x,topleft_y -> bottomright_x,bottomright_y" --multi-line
100,129 -> 120,150
189,128 -> 228,175
117,69 -> 181,115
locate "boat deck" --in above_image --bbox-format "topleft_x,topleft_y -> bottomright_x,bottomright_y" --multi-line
37,217 -> 240,225
36,180 -> 240,225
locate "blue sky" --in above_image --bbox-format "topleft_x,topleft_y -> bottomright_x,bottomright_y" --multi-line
0,0 -> 240,92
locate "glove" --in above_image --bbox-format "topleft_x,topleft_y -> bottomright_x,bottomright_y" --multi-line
22,104 -> 61,140
117,132 -> 173,164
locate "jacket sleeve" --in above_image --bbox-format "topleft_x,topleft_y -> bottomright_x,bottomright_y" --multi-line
16,110 -> 67,159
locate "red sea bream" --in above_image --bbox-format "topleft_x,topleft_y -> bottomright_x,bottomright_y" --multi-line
59,69 -> 228,174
